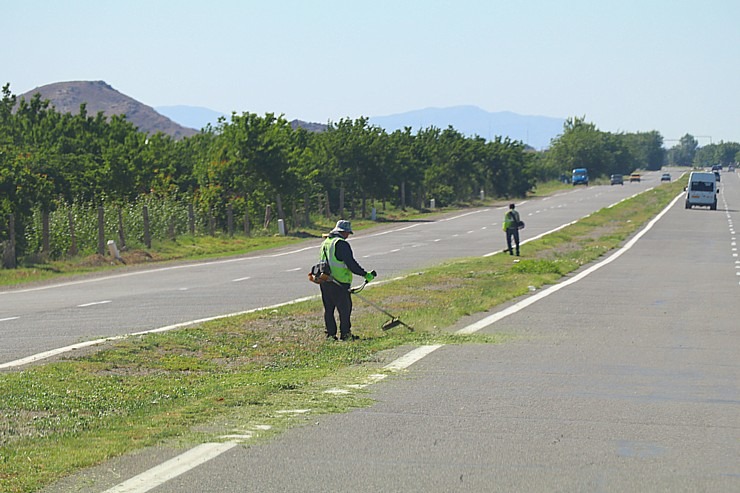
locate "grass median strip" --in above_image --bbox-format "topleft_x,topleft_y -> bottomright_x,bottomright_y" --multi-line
0,181 -> 684,493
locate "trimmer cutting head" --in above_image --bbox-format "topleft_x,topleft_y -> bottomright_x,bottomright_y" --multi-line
381,318 -> 413,332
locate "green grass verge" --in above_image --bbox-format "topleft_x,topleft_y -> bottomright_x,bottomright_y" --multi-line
0,181 -> 684,493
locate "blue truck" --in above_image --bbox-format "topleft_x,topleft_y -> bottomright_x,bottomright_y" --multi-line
571,168 -> 589,186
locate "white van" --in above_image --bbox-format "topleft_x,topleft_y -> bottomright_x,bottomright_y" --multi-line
685,171 -> 718,210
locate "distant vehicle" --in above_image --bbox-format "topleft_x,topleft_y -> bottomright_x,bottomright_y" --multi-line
711,164 -> 722,172
729,165 -> 736,172
661,173 -> 671,182
685,171 -> 718,210
610,174 -> 624,185
629,173 -> 641,182
572,168 -> 589,186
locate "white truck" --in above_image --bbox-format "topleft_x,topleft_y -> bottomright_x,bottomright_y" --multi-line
685,171 -> 718,210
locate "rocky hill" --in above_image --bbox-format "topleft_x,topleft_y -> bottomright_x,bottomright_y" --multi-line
18,81 -> 199,140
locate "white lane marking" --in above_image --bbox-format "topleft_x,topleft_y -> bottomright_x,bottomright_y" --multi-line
101,442 -> 238,493
384,345 -> 443,371
232,276 -> 251,282
439,209 -> 489,221
0,207 -> 495,297
77,300 -> 112,307
286,268 -> 302,272
482,219 -> 579,257
460,191 -> 683,334
390,249 -> 401,253
102,343 -> 443,492
0,245 -> 317,296
0,295 -> 320,370
0,317 -> 20,322
363,223 -> 423,237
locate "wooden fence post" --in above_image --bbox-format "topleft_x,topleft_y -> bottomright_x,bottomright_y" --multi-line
303,192 -> 310,226
339,186 -> 345,218
142,205 -> 151,248
208,211 -> 215,236
264,205 -> 272,229
42,210 -> 51,257
68,211 -> 78,256
2,214 -> 17,269
117,208 -> 126,249
97,206 -> 105,256
188,203 -> 195,236
227,203 -> 234,236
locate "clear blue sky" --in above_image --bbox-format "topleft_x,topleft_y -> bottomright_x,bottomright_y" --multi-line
4,0 -> 739,144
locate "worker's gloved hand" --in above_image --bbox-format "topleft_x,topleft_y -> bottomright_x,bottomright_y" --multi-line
364,271 -> 376,282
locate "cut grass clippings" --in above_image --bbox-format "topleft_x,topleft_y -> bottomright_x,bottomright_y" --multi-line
0,181 -> 684,493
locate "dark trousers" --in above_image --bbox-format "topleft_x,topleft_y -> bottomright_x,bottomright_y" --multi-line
505,228 -> 520,255
320,281 -> 353,337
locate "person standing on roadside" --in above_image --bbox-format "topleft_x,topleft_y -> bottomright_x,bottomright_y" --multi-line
502,203 -> 521,256
319,220 -> 375,341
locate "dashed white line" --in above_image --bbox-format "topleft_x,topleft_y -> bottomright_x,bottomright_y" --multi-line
232,276 -> 252,282
286,268 -> 302,272
77,300 -> 112,307
101,344 -> 442,493
0,317 -> 20,322
101,442 -> 239,493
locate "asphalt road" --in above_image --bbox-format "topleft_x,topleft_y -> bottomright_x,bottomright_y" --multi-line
133,171 -> 737,492
39,169 -> 740,492
1,173 -> 664,366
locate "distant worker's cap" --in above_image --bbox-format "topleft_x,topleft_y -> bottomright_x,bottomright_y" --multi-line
331,220 -> 353,234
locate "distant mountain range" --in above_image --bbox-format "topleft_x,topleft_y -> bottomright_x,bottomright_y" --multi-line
368,106 -> 564,150
17,81 -> 565,148
158,105 -> 564,149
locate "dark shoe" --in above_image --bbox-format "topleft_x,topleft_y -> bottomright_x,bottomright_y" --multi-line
339,333 -> 359,341
326,334 -> 338,341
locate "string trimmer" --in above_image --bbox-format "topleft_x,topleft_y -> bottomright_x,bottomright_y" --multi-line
342,274 -> 414,332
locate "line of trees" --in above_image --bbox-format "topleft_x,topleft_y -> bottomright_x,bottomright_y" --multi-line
1,83 -> 538,264
3,81 -> 735,267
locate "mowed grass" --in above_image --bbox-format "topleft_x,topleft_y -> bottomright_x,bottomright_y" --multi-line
0,180 -> 684,493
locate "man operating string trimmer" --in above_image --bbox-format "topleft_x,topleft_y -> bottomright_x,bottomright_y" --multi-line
317,220 -> 375,341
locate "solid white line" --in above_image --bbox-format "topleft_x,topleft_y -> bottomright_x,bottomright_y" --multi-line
482,219 -> 579,257
0,247 -> 309,295
0,317 -> 20,322
77,300 -> 112,307
458,191 -> 683,334
231,276 -> 251,282
101,442 -> 238,493
0,295 -> 320,369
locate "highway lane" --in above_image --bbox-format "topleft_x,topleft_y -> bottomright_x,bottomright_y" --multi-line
0,172 -> 669,365
130,170 -> 738,492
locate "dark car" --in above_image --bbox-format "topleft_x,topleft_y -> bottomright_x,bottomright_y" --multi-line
610,174 -> 624,185
661,173 -> 671,182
